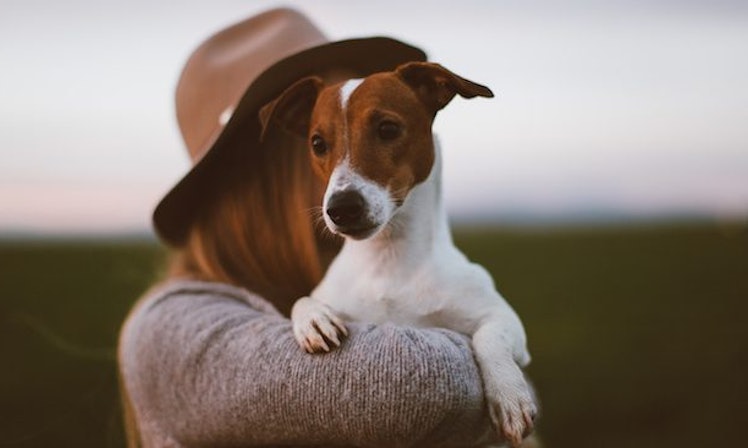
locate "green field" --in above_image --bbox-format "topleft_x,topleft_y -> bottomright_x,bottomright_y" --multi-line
1,222 -> 746,447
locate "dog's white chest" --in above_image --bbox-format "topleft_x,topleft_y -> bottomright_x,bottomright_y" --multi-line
313,260 -> 427,325
339,290 -> 412,325
311,245 -> 494,333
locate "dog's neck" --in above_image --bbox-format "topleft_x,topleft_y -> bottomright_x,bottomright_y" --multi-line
339,136 -> 453,267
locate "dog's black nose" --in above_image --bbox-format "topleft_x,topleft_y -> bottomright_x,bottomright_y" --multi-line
327,190 -> 365,227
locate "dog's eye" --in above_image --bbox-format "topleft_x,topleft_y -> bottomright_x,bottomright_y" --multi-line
378,121 -> 401,141
311,134 -> 328,156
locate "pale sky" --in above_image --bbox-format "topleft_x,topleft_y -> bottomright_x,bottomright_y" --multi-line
1,0 -> 747,234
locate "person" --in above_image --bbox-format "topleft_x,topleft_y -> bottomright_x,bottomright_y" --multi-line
118,8 -> 508,448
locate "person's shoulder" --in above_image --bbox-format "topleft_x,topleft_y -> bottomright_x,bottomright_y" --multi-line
119,278 -> 282,357
143,278 -> 277,312
124,278 -> 281,332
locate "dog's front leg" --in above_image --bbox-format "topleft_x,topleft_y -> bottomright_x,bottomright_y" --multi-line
472,321 -> 537,448
291,296 -> 348,353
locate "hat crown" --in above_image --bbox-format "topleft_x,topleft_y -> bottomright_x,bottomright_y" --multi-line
175,8 -> 328,161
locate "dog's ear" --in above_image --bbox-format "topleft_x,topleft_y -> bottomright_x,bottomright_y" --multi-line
395,62 -> 493,114
259,76 -> 323,141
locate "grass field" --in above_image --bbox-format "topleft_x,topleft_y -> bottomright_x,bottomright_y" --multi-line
1,222 -> 746,447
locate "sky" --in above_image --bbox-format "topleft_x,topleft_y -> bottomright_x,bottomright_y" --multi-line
1,0 -> 747,234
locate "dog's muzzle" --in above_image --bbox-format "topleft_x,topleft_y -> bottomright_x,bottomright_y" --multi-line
326,190 -> 377,238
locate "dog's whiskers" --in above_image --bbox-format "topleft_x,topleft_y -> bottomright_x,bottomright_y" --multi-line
390,187 -> 409,206
305,205 -> 324,219
307,206 -> 339,240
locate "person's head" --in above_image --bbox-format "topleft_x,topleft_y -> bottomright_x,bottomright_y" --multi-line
155,8 -> 426,313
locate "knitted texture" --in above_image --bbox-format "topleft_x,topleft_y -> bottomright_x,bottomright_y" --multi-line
119,280 -> 496,447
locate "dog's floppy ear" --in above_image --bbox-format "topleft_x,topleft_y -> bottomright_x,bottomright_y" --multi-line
259,76 -> 323,141
396,62 -> 493,114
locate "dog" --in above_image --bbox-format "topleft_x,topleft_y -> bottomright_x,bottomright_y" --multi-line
260,62 -> 538,447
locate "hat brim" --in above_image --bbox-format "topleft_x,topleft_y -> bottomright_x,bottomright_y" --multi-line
153,37 -> 427,246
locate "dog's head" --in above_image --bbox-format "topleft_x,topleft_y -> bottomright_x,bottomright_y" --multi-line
260,62 -> 493,240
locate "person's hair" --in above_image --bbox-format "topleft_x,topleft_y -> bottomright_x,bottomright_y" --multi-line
122,131 -> 332,448
169,130 -> 328,315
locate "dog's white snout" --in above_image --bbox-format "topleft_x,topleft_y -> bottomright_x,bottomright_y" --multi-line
326,190 -> 366,227
322,161 -> 393,240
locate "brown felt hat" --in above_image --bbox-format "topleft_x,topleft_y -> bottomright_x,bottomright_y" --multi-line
153,8 -> 426,246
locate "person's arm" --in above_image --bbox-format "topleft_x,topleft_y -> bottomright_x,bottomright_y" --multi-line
119,280 -> 496,448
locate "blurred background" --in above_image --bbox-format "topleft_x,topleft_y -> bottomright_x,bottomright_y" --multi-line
1,1 -> 746,447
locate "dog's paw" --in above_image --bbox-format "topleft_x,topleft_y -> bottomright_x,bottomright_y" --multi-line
486,369 -> 537,448
291,297 -> 348,353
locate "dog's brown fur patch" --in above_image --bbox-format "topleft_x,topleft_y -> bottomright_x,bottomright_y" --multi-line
309,74 -> 436,200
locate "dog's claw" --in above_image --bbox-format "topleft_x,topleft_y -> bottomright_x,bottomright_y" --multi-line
488,396 -> 536,447
485,369 -> 537,448
292,297 -> 348,354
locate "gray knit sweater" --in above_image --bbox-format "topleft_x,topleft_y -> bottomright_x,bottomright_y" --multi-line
118,280 -> 497,447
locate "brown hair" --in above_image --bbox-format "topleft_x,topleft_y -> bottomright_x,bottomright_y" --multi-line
168,131 -> 330,315
121,132 -> 328,448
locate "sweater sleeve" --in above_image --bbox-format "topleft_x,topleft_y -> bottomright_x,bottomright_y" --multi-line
118,280 -> 496,448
